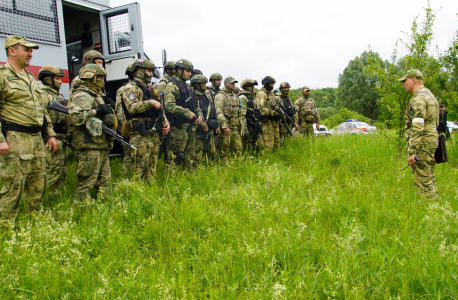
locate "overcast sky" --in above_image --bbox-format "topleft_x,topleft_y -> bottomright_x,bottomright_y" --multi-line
111,0 -> 458,89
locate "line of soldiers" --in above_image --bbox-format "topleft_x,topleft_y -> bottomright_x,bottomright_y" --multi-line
0,35 -> 321,225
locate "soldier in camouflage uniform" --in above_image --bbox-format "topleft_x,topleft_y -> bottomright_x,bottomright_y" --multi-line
164,59 -> 207,169
207,73 -> 223,148
276,82 -> 299,146
239,79 -> 263,155
38,66 -> 69,198
294,86 -> 320,139
215,76 -> 244,166
157,61 -> 176,167
121,59 -> 169,181
255,76 -> 281,152
400,69 -> 439,199
68,64 -> 115,206
191,75 -> 219,164
0,36 -> 58,224
70,50 -> 105,91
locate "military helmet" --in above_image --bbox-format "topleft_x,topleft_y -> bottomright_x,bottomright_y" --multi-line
209,73 -> 223,81
280,82 -> 291,90
190,74 -> 208,85
240,78 -> 258,90
164,60 -> 176,70
79,64 -> 107,79
125,63 -> 134,79
174,59 -> 193,71
38,65 -> 65,81
82,50 -> 105,66
131,59 -> 155,74
261,76 -> 276,86
191,69 -> 203,78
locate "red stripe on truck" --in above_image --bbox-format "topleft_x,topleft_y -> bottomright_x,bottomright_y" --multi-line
0,62 -> 70,83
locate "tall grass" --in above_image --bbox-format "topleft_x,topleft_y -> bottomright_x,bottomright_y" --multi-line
1,133 -> 457,299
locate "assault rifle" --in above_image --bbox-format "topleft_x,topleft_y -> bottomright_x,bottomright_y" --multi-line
272,104 -> 293,136
248,119 -> 263,151
48,100 -> 138,151
279,103 -> 296,131
156,93 -> 169,163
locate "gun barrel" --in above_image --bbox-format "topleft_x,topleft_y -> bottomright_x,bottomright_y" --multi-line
48,100 -> 69,114
102,125 -> 137,151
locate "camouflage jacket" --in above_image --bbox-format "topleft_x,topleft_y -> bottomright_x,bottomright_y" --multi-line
122,80 -> 164,122
404,86 -> 439,155
0,62 -> 55,143
255,87 -> 279,118
40,85 -> 68,142
206,85 -> 220,103
215,87 -> 241,129
68,84 -> 112,150
238,90 -> 258,132
157,74 -> 170,95
294,96 -> 320,123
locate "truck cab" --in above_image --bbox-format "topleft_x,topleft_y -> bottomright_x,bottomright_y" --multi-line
0,0 -> 156,100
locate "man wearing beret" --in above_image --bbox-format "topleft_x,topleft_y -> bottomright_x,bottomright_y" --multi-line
0,35 -> 58,225
400,69 -> 439,199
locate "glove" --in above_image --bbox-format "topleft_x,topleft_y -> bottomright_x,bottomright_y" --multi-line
94,104 -> 113,116
104,97 -> 116,109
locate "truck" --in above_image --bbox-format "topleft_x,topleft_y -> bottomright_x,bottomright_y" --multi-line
0,0 -> 160,100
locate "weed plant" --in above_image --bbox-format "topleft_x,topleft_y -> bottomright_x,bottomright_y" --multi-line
0,133 -> 457,299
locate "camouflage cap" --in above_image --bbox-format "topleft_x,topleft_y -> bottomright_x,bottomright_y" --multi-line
302,86 -> 311,91
190,74 -> 208,84
224,76 -> 238,84
82,50 -> 105,66
210,73 -> 223,81
5,35 -> 39,49
86,117 -> 103,137
397,69 -> 424,82
38,65 -> 65,81
79,64 -> 107,79
240,78 -> 258,90
174,59 -> 193,71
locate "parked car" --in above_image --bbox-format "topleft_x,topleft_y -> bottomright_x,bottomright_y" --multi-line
328,119 -> 377,135
314,124 -> 331,136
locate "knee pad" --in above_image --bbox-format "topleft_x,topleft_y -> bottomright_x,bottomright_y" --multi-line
174,152 -> 185,165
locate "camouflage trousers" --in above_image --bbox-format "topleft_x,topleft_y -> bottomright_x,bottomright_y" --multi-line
242,123 -> 264,155
0,132 -> 46,224
299,122 -> 315,139
195,130 -> 216,164
162,132 -> 174,166
262,119 -> 280,152
75,148 -> 111,206
410,148 -> 439,199
171,124 -> 196,169
128,131 -> 160,181
218,125 -> 242,166
279,123 -> 293,147
46,139 -> 68,197
122,144 -> 132,175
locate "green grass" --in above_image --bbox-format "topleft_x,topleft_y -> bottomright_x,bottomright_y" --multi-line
1,133 -> 458,299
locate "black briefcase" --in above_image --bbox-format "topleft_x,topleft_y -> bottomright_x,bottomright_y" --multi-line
435,134 -> 448,163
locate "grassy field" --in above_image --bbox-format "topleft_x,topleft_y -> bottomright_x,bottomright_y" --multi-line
1,133 -> 457,299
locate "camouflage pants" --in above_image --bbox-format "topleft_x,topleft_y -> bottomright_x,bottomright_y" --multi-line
171,124 -> 196,169
410,148 -> 439,199
74,148 -> 111,205
243,123 -> 264,155
195,130 -> 215,164
46,139 -> 68,197
279,123 -> 293,147
299,122 -> 314,139
122,144 -> 132,175
0,132 -> 46,224
262,119 -> 280,152
162,133 -> 173,166
128,131 -> 160,180
218,125 -> 242,166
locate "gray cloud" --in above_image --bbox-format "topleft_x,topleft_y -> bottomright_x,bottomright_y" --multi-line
111,0 -> 458,89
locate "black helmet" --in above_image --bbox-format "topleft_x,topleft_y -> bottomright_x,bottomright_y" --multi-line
261,76 -> 276,86
38,65 -> 65,81
191,69 -> 203,78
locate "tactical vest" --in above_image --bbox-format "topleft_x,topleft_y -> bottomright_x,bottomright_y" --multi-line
43,89 -> 68,134
281,95 -> 294,117
196,92 -> 209,119
242,94 -> 256,120
207,87 -> 219,102
122,80 -> 160,121
67,89 -> 104,133
219,89 -> 241,120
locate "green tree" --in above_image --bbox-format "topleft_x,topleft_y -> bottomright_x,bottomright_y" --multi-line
336,51 -> 383,120
317,107 -> 337,121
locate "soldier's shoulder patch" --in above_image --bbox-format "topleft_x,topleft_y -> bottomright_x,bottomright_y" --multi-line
128,92 -> 136,100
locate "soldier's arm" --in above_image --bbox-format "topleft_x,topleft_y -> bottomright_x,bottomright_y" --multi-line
407,97 -> 427,155
164,82 -> 192,118
255,91 -> 271,116
239,96 -> 248,132
69,93 -> 96,126
315,103 -> 321,123
122,85 -> 155,115
41,92 -> 56,137
294,98 -> 302,121
215,93 -> 228,129
0,76 -> 5,142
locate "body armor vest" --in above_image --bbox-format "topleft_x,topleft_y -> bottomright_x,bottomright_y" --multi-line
122,80 -> 160,121
196,93 -> 209,119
